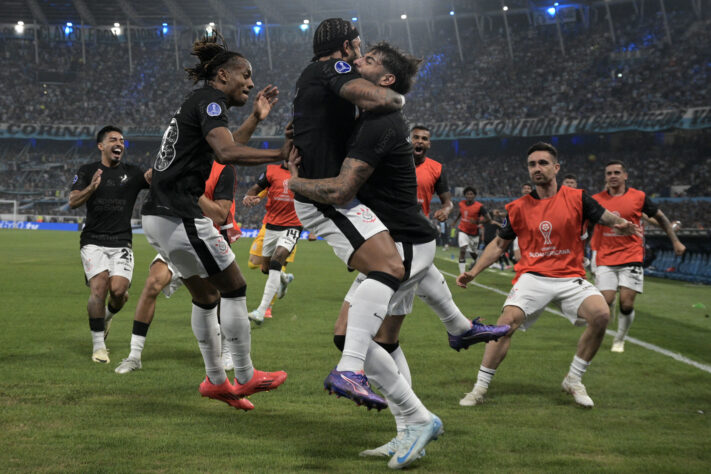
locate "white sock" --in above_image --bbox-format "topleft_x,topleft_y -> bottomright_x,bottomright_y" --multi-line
191,302 -> 225,385
91,331 -> 105,352
617,309 -> 635,341
458,261 -> 466,274
568,355 -> 590,381
364,341 -> 430,426
258,270 -> 282,313
128,334 -> 146,360
337,277 -> 395,372
416,265 -> 472,335
389,346 -> 411,387
220,296 -> 254,384
475,365 -> 496,389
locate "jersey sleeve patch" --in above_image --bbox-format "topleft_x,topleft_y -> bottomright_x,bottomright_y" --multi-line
206,102 -> 223,117
72,175 -> 78,184
334,61 -> 352,74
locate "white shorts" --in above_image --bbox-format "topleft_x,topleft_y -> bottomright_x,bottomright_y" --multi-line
345,240 -> 437,316
458,231 -> 480,252
262,227 -> 301,257
595,264 -> 644,293
503,273 -> 603,329
151,254 -> 183,298
294,199 -> 388,265
142,215 -> 235,279
80,244 -> 135,282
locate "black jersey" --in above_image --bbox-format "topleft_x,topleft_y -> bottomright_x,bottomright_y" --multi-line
292,58 -> 360,203
142,86 -> 229,219
71,161 -> 148,248
347,111 -> 437,244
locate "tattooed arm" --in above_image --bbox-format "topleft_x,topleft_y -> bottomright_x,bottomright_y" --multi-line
339,78 -> 404,112
288,157 -> 374,206
598,210 -> 643,237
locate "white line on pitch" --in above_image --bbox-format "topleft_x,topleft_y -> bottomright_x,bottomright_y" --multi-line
436,261 -> 711,375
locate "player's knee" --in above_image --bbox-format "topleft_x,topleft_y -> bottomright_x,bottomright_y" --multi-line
110,286 -> 129,303
588,307 -> 610,329
145,276 -> 166,298
381,260 -> 405,281
619,304 -> 634,315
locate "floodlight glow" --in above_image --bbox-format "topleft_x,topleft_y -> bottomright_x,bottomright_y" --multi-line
554,2 -> 559,5
300,24 -> 309,31
162,23 -> 168,34
15,21 -> 25,34
503,6 -> 509,12
351,17 -> 358,22
253,25 -> 261,35
303,19 -> 309,24
401,14 -> 407,20
450,11 -> 455,16
66,22 -> 73,27
547,7 -> 556,16
256,21 -> 262,26
65,22 -> 74,35
111,23 -> 121,35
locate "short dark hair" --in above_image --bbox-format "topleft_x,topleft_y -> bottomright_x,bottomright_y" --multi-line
97,125 -> 122,143
606,160 -> 626,171
367,42 -> 423,95
463,186 -> 477,195
410,125 -> 430,134
563,174 -> 578,181
521,183 -> 532,188
312,18 -> 359,61
527,142 -> 558,162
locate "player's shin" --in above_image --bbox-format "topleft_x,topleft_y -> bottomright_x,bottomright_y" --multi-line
220,288 -> 254,384
191,300 -> 225,384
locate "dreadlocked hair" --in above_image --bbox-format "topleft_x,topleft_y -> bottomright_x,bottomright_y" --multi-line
185,31 -> 245,84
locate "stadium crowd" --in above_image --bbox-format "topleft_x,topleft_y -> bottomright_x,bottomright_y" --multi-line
0,11 -> 708,129
0,8 -> 709,230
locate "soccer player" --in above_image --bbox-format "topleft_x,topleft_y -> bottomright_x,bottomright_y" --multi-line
290,18 -> 408,408
289,41 -> 509,469
114,158 -> 241,375
457,142 -> 641,408
243,162 -> 301,323
69,125 -> 151,364
141,33 -> 289,411
453,187 -> 491,274
411,125 -> 453,222
590,160 -> 686,352
561,174 -> 578,189
245,191 -> 298,319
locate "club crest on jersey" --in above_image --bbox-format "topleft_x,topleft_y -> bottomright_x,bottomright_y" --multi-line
356,207 -> 377,223
120,174 -> 128,185
539,220 -> 553,245
206,102 -> 222,117
334,61 -> 352,74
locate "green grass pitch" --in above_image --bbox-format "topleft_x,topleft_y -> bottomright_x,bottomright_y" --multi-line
1,230 -> 710,472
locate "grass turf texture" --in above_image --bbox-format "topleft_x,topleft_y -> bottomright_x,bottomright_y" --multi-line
1,230 -> 709,472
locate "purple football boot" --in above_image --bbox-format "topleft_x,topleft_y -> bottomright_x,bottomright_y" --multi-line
324,369 -> 388,411
448,318 -> 511,351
